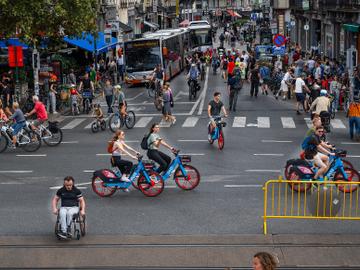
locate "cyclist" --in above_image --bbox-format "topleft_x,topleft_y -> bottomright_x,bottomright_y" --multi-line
115,85 -> 127,118
187,63 -> 200,92
146,123 -> 176,174
152,64 -> 165,91
69,84 -> 82,114
52,176 -> 86,239
111,130 -> 139,186
78,73 -> 94,111
207,92 -> 228,139
8,102 -> 26,148
25,95 -> 48,131
92,103 -> 104,121
310,89 -> 330,118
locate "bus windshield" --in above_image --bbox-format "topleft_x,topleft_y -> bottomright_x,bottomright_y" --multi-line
190,29 -> 212,48
125,40 -> 161,73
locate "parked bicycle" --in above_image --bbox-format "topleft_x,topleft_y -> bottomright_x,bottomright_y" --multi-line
108,106 -> 136,132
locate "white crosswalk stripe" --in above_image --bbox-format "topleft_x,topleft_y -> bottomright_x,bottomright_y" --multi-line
233,117 -> 246,127
281,117 -> 296,128
62,118 -> 86,129
134,117 -> 153,128
59,116 -> 348,130
182,116 -> 200,127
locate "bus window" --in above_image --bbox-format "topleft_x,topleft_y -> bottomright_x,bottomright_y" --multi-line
125,40 -> 161,72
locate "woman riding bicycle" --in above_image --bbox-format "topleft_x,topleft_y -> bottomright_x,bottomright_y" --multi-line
111,130 -> 139,183
147,123 -> 176,174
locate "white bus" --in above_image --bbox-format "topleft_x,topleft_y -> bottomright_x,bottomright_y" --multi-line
124,28 -> 189,86
187,24 -> 213,53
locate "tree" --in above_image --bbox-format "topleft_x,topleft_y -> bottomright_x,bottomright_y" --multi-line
0,0 -> 99,46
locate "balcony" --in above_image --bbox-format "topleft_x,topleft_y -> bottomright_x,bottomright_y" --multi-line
319,0 -> 360,11
289,0 -> 312,10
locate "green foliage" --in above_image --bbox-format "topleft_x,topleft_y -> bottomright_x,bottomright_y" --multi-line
51,53 -> 79,72
0,0 -> 98,45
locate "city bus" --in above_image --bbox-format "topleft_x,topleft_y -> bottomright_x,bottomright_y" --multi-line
187,24 -> 213,53
124,28 -> 189,86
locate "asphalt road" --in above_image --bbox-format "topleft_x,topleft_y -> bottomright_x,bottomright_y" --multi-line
0,65 -> 359,236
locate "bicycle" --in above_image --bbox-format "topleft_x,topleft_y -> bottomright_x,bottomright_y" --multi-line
208,116 -> 226,150
27,120 -> 63,147
200,63 -> 206,81
108,106 -> 136,132
71,95 -> 81,116
134,150 -> 200,191
91,154 -> 165,197
153,79 -> 163,111
287,149 -> 360,193
0,120 -> 41,152
82,91 -> 93,114
188,79 -> 198,100
91,118 -> 106,133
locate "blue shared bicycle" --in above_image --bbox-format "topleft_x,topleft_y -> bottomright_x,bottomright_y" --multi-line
139,149 -> 201,191
208,116 -> 226,150
287,149 -> 360,193
92,154 -> 164,197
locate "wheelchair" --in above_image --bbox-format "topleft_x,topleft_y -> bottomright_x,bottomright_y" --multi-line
54,211 -> 86,240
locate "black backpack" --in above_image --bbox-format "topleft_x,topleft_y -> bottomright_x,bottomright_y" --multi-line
140,133 -> 150,150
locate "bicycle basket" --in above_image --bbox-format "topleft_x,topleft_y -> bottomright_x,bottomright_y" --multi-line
48,121 -> 59,133
82,92 -> 93,98
180,155 -> 191,163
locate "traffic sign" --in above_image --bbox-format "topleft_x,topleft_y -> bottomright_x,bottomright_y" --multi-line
8,46 -> 24,68
273,34 -> 286,47
304,24 -> 309,31
290,21 -> 296,26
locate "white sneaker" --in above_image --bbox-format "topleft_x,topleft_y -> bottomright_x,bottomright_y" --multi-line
121,176 -> 130,182
53,111 -> 58,114
122,188 -> 130,193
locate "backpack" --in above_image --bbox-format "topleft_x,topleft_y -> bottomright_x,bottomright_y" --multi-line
140,133 -> 151,150
301,136 -> 316,151
107,140 -> 114,153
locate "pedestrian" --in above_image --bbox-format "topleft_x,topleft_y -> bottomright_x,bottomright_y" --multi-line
109,59 -> 117,85
221,57 -> 228,81
102,79 -> 114,114
249,64 -> 260,98
329,75 -> 340,112
347,96 -> 360,141
68,69 -> 76,85
1,81 -> 12,116
117,53 -> 125,82
252,252 -> 278,270
276,68 -> 294,100
294,73 -> 310,114
49,75 -> 58,114
228,67 -> 242,112
0,100 -> 8,122
162,82 -> 176,124
259,65 -> 270,95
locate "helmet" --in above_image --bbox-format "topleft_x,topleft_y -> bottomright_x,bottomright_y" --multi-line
114,84 -> 121,89
320,89 -> 327,96
70,84 -> 76,88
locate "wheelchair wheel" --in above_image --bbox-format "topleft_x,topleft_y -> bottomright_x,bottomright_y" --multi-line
79,215 -> 86,236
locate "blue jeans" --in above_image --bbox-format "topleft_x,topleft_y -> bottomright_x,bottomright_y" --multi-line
11,121 -> 26,136
349,117 -> 360,139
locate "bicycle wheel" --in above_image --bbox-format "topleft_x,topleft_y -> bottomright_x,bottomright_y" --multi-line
91,175 -> 117,197
100,120 -> 107,131
147,85 -> 155,98
174,165 -> 201,190
342,159 -> 354,170
138,172 -> 164,197
85,100 -> 91,114
109,114 -> 122,132
125,111 -> 136,129
218,130 -> 224,150
284,163 -> 292,179
91,122 -> 99,133
21,131 -> 41,152
43,128 -> 63,146
288,169 -> 311,192
0,133 -> 8,153
335,168 -> 360,193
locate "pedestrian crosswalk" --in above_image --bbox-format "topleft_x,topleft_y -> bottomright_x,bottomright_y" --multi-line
57,115 -> 349,131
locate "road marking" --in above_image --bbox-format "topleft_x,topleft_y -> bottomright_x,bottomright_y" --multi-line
173,91 -> 188,101
96,153 -> 111,156
83,170 -> 95,173
0,170 -> 33,173
127,92 -> 144,101
341,142 -> 360,145
304,118 -> 312,128
178,139 -> 208,142
257,117 -> 270,128
125,140 -> 140,143
181,153 -> 205,156
77,187 -> 88,189
253,154 -> 284,156
331,119 -> 346,129
61,141 -> 79,144
134,117 -> 153,128
245,169 -> 281,172
159,119 -> 171,127
281,117 -> 296,128
233,117 -> 246,127
261,140 -> 293,143
224,184 -> 262,188
182,116 -> 199,127
16,154 -> 47,157
347,155 -> 360,158
197,67 -> 209,115
61,118 -> 86,129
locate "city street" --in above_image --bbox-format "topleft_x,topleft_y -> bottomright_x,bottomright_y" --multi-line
1,67 -> 359,237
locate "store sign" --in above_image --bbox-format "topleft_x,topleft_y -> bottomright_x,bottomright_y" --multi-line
302,0 -> 310,10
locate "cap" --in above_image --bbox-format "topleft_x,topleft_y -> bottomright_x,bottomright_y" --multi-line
320,89 -> 327,96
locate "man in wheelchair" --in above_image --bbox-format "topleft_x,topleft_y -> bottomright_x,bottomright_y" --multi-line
52,176 -> 86,239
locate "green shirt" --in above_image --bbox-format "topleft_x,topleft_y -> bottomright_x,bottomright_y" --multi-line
305,127 -> 315,137
147,133 -> 161,150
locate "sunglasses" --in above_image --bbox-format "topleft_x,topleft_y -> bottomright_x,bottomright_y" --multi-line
317,130 -> 324,133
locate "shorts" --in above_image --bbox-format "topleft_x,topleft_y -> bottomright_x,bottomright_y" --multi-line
295,93 -> 305,102
314,152 -> 327,168
281,80 -> 289,92
33,119 -> 46,127
11,122 -> 26,136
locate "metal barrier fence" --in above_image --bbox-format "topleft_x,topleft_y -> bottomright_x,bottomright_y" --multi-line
263,179 -> 360,235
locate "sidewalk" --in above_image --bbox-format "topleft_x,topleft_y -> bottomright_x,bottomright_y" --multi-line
1,234 -> 360,268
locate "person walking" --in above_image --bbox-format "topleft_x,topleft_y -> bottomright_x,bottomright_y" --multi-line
102,79 -> 114,114
347,96 -> 360,141
294,73 -> 310,114
329,75 -> 340,112
162,82 -> 176,124
49,76 -> 58,114
252,252 -> 278,270
228,67 -> 242,112
249,64 -> 260,98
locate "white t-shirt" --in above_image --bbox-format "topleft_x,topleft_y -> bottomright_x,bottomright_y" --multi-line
282,72 -> 291,82
295,78 -> 305,94
243,54 -> 249,64
315,67 -> 321,80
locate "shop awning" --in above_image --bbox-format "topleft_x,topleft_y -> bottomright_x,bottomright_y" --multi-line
63,32 -> 117,55
0,38 -> 29,49
343,23 -> 360,33
119,21 -> 133,33
144,21 -> 159,30
226,10 -> 241,18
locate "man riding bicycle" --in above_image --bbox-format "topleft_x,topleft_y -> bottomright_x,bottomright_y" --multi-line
152,64 -> 165,91
187,64 -> 200,92
208,92 -> 228,140
78,73 -> 95,111
52,176 -> 86,239
25,95 -> 48,131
